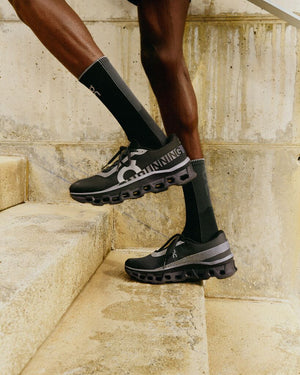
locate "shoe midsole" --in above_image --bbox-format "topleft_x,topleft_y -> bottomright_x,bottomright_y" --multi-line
125,254 -> 234,273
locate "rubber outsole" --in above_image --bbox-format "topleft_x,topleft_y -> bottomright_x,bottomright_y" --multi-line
125,258 -> 237,284
70,163 -> 196,206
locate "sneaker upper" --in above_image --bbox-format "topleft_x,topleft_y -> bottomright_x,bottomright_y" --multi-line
70,134 -> 189,195
125,231 -> 233,272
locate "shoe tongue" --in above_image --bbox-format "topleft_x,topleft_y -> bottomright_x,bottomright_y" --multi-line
154,234 -> 183,254
176,239 -> 185,247
128,139 -> 140,150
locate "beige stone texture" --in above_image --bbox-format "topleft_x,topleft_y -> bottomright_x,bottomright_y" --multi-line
0,142 -> 123,202
112,187 -> 186,248
2,0 -> 300,21
185,21 -> 299,144
0,21 -> 148,143
206,298 -> 300,375
203,145 -> 300,300
0,203 -> 112,375
189,0 -> 300,16
0,156 -> 27,211
21,251 -> 209,375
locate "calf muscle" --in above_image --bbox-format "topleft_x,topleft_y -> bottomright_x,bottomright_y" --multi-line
10,0 -> 103,77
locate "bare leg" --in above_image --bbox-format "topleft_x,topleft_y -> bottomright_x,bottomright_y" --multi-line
138,0 -> 220,244
9,0 -> 103,77
138,0 -> 203,159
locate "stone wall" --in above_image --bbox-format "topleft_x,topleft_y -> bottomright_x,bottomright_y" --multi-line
1,0 -> 300,301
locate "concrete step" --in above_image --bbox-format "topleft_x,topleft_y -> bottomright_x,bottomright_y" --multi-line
0,156 -> 27,211
205,298 -> 300,375
0,203 -> 112,375
21,250 -> 210,375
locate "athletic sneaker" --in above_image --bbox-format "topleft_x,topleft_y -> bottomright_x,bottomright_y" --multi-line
125,231 -> 237,284
70,134 -> 196,205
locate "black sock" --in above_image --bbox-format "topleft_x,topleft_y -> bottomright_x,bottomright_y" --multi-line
182,159 -> 218,243
79,57 -> 166,149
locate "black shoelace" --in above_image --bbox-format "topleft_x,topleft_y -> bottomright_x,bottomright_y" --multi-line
100,141 -> 139,173
154,234 -> 186,267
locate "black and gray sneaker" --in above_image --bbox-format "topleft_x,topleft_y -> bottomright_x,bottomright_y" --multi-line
125,231 -> 237,284
70,134 -> 196,205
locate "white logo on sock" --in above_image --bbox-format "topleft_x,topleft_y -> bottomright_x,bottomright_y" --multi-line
89,85 -> 101,98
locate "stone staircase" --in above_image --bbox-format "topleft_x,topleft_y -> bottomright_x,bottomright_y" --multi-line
0,156 -> 299,375
0,156 -> 27,212
0,157 -> 112,375
21,251 -> 209,375
2,0 -> 300,372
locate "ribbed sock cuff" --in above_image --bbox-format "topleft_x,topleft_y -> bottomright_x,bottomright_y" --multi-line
191,158 -> 205,164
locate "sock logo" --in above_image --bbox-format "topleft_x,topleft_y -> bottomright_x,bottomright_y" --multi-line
89,85 -> 101,98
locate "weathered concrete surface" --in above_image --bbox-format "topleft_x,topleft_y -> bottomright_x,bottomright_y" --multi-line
21,251 -> 209,375
185,22 -> 299,144
2,0 -> 300,21
112,187 -> 185,248
204,145 -> 300,300
0,142 -> 122,203
1,20 -> 298,145
0,156 -> 27,211
189,0 -> 300,16
0,203 -> 112,375
0,21 -> 143,143
206,298 -> 300,375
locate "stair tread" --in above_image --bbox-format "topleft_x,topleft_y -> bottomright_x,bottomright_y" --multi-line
0,202 -> 112,375
0,202 -> 108,304
206,298 -> 300,375
0,156 -> 27,211
21,250 -> 209,375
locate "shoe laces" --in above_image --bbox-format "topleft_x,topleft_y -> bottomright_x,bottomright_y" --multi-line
154,234 -> 186,267
101,141 -> 139,173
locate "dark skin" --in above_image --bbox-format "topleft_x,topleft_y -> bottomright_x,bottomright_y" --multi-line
138,0 -> 203,159
9,0 -> 103,77
9,0 -> 203,159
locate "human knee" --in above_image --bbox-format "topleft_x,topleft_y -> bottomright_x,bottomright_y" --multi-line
141,40 -> 181,74
177,115 -> 199,136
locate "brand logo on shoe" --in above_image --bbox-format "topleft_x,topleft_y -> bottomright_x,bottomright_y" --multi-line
137,145 -> 185,177
117,145 -> 185,184
115,149 -> 147,183
117,160 -> 142,183
172,249 -> 178,259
